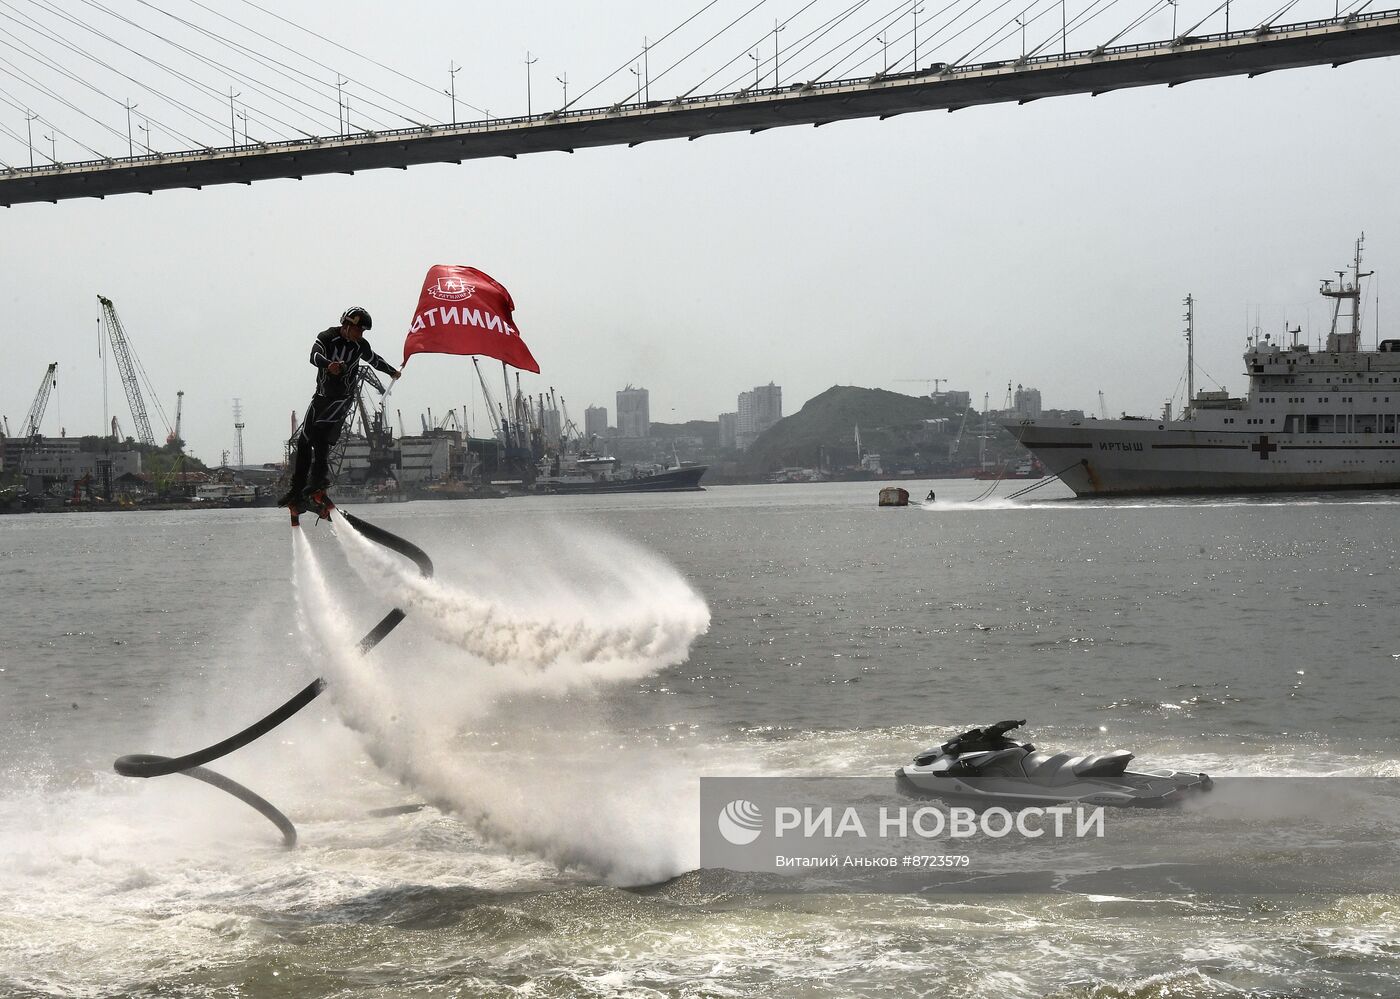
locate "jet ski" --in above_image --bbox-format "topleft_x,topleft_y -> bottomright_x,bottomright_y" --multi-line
896,719 -> 1212,808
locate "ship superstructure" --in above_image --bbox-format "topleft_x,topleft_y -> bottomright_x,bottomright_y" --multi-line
1007,236 -> 1400,496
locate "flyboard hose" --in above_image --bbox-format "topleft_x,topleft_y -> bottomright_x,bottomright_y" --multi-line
112,508 -> 433,847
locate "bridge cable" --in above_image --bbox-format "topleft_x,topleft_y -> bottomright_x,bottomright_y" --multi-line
715,0 -> 827,92
878,0 -> 988,76
777,0 -> 977,87
1256,0 -> 1305,31
1093,0 -> 1175,53
821,0 -> 933,81
0,74 -> 112,160
0,19 -> 207,151
966,0 -> 1119,66
2,0 -> 228,148
133,0 -> 433,131
22,0 -> 280,146
809,0 -> 944,82
70,0 -> 383,138
627,0 -> 770,106
708,0 -> 873,95
1178,2 -> 1230,41
234,0 -> 479,118
566,0 -> 724,111
690,0 -> 856,97
176,0 -> 445,126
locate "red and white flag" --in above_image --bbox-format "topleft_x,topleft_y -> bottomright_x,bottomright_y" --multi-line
402,264 -> 539,373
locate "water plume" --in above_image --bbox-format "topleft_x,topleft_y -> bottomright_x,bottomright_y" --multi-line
291,517 -> 716,884
331,513 -> 710,693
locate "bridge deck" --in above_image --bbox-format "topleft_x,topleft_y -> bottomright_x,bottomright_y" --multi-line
4,10 -> 1398,207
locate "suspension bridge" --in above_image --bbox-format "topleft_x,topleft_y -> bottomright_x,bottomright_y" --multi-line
2,4 -> 1398,207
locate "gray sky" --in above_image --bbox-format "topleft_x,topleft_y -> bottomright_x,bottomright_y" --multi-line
2,0 -> 1398,462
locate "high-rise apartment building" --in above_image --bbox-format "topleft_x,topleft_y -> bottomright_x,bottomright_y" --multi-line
735,382 -> 782,448
718,412 -> 738,449
584,405 -> 609,439
1014,385 -> 1042,419
616,386 -> 650,438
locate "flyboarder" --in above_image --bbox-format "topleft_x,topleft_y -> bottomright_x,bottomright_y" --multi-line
278,307 -> 401,510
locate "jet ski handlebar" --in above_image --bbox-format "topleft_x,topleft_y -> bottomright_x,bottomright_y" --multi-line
941,719 -> 1029,755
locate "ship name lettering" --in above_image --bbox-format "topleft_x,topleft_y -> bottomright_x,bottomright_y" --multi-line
1097,442 -> 1143,452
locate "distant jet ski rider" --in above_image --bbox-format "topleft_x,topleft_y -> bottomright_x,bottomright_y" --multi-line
278,307 -> 401,508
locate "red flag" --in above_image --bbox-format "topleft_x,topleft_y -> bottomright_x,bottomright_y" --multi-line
402,265 -> 539,373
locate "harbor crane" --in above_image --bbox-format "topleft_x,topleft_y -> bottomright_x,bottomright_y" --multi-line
166,390 -> 184,449
23,362 -> 57,438
98,295 -> 170,447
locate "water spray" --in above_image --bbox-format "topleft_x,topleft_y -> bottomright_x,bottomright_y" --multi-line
110,508 -> 432,846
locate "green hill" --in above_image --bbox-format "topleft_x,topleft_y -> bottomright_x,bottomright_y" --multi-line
743,385 -> 944,472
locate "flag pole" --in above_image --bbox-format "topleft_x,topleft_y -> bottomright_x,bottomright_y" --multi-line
501,360 -> 513,448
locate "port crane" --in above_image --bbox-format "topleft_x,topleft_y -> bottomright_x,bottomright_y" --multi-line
895,378 -> 946,395
98,295 -> 170,447
23,362 -> 57,438
166,390 -> 184,449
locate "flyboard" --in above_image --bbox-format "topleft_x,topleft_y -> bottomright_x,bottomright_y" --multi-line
112,265 -> 539,846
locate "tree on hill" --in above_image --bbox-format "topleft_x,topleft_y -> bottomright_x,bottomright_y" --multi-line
742,386 -> 943,473
649,419 -> 720,448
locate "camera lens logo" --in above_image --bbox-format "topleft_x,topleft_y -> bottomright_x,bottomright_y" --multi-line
717,799 -> 764,845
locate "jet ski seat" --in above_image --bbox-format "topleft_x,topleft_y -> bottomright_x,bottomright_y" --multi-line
1021,751 -> 1074,785
1073,750 -> 1134,779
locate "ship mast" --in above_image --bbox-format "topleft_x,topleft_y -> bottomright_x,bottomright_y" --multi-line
1182,293 -> 1195,419
1320,233 -> 1371,353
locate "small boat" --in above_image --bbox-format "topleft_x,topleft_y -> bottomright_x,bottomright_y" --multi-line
896,719 -> 1212,808
536,455 -> 707,494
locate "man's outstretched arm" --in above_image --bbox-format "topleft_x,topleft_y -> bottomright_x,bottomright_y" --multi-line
360,340 -> 401,379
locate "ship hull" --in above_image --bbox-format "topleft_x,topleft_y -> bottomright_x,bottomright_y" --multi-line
1007,420 -> 1400,497
538,465 -> 707,494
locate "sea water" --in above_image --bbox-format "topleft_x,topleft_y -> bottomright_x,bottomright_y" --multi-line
1,480 -> 1397,997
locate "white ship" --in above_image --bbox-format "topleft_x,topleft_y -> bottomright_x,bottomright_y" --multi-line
1007,236 -> 1400,497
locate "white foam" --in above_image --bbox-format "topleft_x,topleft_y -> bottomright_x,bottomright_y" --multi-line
288,516 -> 718,884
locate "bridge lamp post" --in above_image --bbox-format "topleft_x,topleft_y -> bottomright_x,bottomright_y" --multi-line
24,109 -> 36,168
913,7 -> 925,69
227,87 -> 240,146
524,51 -> 538,116
1167,0 -> 1177,38
556,72 -> 569,110
642,35 -> 651,100
873,35 -> 888,75
1016,16 -> 1026,61
138,120 -> 151,154
749,50 -> 761,88
447,61 -> 460,123
335,76 -> 348,134
123,99 -> 137,158
773,19 -> 785,87
43,132 -> 55,165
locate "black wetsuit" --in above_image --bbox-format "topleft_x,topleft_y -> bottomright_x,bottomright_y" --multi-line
287,327 -> 398,496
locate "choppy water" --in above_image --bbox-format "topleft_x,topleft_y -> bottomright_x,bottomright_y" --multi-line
2,480 -> 1399,997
